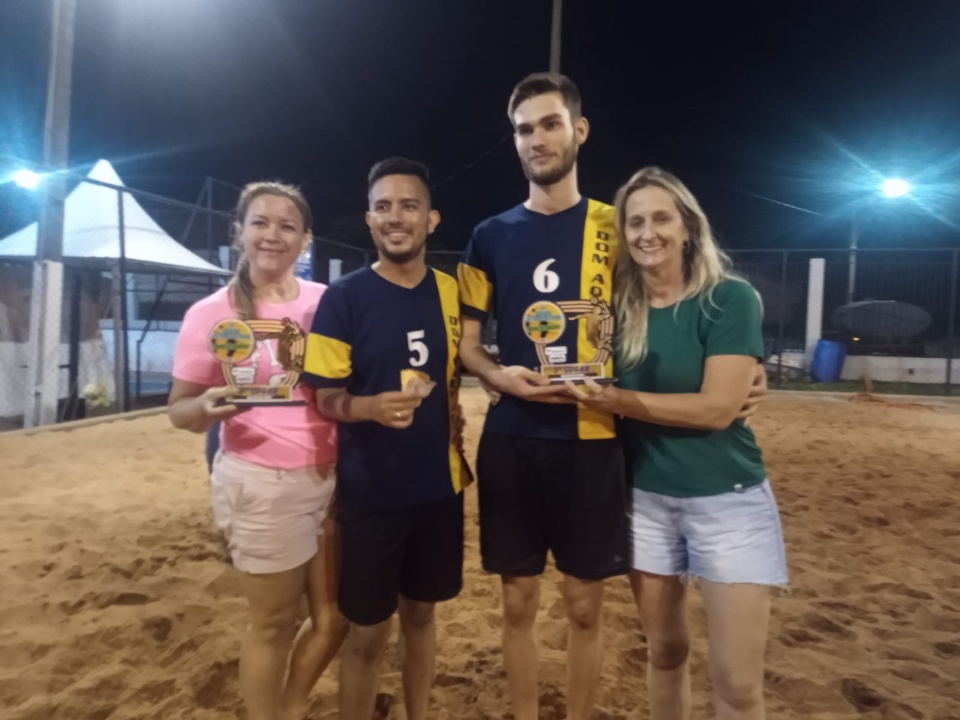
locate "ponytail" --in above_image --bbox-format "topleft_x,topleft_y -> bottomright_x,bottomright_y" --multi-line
229,254 -> 256,321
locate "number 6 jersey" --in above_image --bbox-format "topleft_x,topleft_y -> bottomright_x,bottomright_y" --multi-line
458,198 -> 618,441
302,266 -> 471,512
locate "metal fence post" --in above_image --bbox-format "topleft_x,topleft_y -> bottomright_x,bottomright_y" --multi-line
65,270 -> 81,420
117,189 -> 130,412
206,180 -> 215,295
947,249 -> 958,394
776,250 -> 788,386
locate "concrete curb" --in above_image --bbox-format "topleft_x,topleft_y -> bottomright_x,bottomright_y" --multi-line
1,406 -> 168,437
770,389 -> 960,405
3,388 -> 953,438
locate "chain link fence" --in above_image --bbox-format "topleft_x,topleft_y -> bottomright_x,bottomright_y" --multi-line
312,238 -> 371,284
0,165 -> 387,431
729,248 -> 959,389
0,164 -> 234,430
2,161 -> 957,433
426,247 -> 959,391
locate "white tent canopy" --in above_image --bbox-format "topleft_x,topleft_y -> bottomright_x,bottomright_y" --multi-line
0,159 -> 229,276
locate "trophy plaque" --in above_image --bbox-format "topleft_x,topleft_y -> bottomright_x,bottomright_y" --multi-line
209,318 -> 308,406
521,298 -> 617,385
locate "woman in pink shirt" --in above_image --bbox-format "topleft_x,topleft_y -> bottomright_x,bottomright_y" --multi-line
169,182 -> 345,720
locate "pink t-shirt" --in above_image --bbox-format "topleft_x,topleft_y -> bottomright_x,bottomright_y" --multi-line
173,279 -> 337,470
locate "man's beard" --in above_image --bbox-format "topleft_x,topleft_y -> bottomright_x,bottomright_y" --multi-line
521,140 -> 578,187
376,238 -> 426,265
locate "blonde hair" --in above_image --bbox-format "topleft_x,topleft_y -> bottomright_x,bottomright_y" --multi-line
230,182 -> 312,321
613,166 -> 741,368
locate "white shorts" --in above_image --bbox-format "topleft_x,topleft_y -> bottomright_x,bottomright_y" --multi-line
210,452 -> 336,575
630,480 -> 788,587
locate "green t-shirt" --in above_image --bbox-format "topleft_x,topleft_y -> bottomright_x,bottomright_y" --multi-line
616,279 -> 767,498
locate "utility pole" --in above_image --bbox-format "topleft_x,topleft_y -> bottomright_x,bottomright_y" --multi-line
550,0 -> 562,73
24,0 -> 77,427
846,217 -> 858,305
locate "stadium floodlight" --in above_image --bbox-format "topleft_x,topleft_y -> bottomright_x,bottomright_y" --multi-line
848,177 -> 914,302
880,177 -> 910,199
13,169 -> 42,190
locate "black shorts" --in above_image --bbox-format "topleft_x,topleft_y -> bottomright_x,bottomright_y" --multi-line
477,432 -> 629,581
338,494 -> 464,626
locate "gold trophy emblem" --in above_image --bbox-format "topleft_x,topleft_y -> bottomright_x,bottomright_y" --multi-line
208,317 -> 307,406
521,298 -> 616,385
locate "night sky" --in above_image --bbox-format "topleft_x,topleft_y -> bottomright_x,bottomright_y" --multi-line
2,0 -> 959,254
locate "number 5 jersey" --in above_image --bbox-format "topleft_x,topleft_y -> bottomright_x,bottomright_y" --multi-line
302,266 -> 471,512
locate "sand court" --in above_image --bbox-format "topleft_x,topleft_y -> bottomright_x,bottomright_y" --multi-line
1,390 -> 959,720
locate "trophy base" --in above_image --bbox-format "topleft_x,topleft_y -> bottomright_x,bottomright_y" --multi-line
540,363 -> 616,386
220,385 -> 305,407
227,398 -> 307,407
547,376 -> 617,386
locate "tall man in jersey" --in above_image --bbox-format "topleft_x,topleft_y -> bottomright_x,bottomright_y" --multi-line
457,73 -> 767,720
302,158 -> 471,720
457,72 -> 627,720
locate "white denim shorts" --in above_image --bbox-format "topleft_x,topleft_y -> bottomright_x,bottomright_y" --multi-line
210,452 -> 336,575
630,480 -> 788,587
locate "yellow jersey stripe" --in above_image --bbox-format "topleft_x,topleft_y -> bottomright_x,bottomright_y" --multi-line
433,269 -> 474,492
457,262 -> 493,315
304,332 -> 352,379
577,200 -> 617,440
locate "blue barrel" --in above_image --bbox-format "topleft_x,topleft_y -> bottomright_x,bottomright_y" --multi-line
810,340 -> 847,383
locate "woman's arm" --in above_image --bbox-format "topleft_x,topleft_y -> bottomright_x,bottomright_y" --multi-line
568,355 -> 759,431
740,364 -> 767,419
569,355 -> 758,431
572,280 -> 767,430
167,379 -> 245,433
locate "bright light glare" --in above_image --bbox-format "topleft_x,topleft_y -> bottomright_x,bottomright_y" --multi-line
880,178 -> 910,198
12,169 -> 41,189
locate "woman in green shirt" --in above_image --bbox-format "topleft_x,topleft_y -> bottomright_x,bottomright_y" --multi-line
566,167 -> 786,720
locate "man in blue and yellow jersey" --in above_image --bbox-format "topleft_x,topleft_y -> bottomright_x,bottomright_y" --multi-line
302,158 -> 470,720
459,74 -> 766,720
457,73 -> 623,720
